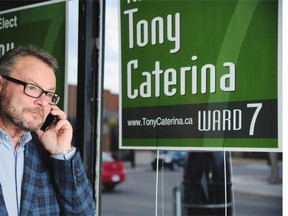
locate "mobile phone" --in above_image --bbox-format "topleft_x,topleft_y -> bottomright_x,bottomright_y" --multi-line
41,113 -> 58,131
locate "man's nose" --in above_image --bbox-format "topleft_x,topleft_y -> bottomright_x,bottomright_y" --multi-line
35,93 -> 51,106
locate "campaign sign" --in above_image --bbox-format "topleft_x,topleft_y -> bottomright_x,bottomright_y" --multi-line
0,0 -> 66,108
119,0 -> 281,151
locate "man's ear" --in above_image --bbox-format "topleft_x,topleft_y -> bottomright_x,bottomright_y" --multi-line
0,76 -> 3,91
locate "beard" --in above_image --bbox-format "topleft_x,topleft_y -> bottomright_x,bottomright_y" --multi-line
0,88 -> 45,132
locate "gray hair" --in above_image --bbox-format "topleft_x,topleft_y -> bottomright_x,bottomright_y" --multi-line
0,44 -> 58,76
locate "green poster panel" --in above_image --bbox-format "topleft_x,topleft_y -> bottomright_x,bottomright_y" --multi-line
0,0 -> 66,109
119,0 -> 281,151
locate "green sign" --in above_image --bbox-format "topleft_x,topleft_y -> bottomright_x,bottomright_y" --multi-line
0,0 -> 66,108
119,0 -> 281,151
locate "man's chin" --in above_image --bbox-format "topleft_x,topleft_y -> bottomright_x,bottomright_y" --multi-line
20,122 -> 42,132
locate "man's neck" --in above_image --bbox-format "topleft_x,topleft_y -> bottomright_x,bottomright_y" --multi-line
0,120 -> 25,148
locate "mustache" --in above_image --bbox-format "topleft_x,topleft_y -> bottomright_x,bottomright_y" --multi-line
25,107 -> 45,118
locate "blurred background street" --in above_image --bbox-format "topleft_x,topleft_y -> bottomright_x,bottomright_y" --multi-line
101,151 -> 282,216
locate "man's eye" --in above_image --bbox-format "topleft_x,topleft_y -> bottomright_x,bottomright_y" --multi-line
46,93 -> 54,98
26,84 -> 38,91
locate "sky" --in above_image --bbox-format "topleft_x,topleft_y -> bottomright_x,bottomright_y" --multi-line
67,0 -> 120,94
103,0 -> 120,94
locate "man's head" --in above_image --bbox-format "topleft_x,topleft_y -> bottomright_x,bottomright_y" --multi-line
0,45 -> 59,132
0,45 -> 58,77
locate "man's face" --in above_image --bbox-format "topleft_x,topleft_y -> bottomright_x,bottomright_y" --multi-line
0,55 -> 57,132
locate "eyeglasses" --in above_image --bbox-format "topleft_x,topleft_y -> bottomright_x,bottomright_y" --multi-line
2,75 -> 60,105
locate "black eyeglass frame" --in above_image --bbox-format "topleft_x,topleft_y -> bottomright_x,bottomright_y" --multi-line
1,75 -> 60,105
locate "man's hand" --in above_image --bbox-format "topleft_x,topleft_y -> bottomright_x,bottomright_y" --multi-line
36,107 -> 73,155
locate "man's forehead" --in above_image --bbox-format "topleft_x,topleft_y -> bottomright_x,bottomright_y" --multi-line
11,56 -> 56,89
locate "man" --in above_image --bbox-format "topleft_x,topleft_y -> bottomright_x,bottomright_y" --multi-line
0,45 -> 95,215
